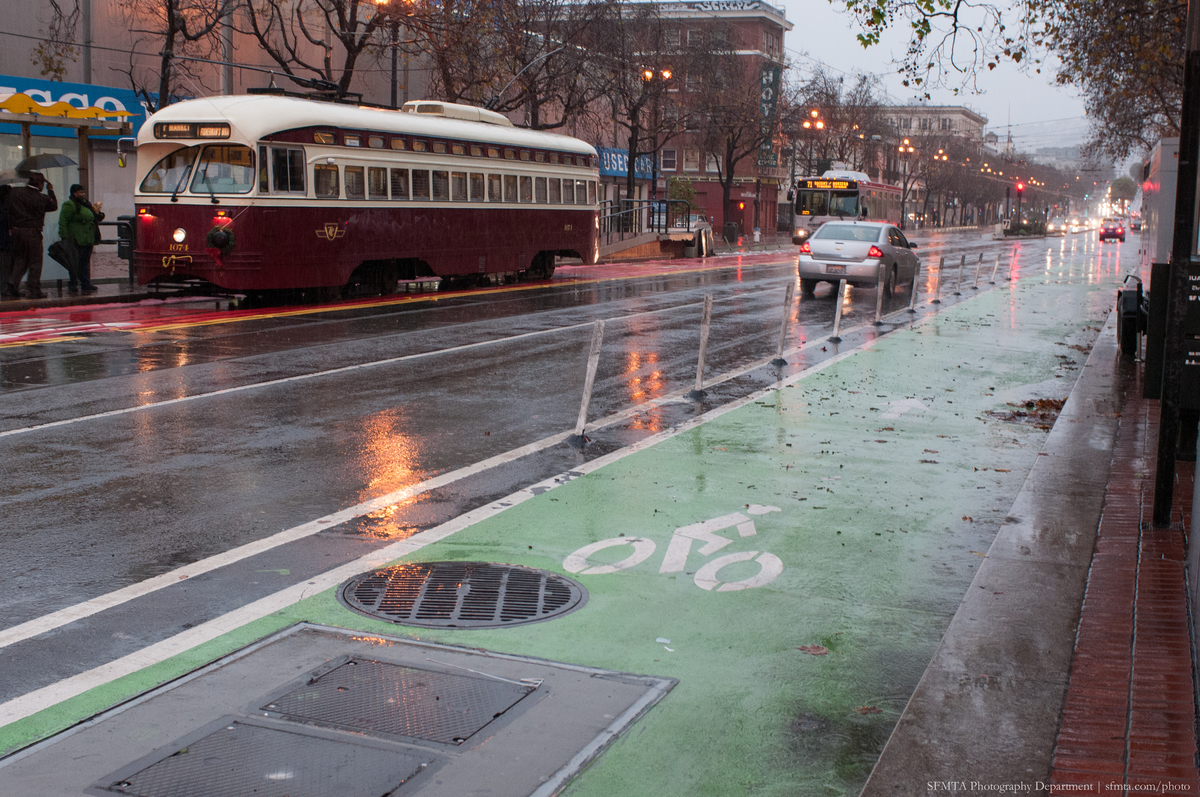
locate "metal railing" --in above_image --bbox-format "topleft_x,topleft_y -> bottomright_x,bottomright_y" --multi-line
598,198 -> 692,247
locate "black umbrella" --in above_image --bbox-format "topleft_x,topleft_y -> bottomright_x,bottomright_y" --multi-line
15,153 -> 77,175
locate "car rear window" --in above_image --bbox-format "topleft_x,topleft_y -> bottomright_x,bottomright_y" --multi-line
814,224 -> 881,242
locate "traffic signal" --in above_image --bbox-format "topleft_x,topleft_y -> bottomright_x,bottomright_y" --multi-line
1016,182 -> 1025,194
738,201 -> 745,210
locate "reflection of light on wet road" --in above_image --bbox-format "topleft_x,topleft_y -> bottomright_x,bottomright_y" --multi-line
353,411 -> 426,540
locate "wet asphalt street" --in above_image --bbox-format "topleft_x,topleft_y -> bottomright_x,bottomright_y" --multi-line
0,232 -> 1046,702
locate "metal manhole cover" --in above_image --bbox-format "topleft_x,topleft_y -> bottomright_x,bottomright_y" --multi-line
261,659 -> 533,744
338,562 -> 587,628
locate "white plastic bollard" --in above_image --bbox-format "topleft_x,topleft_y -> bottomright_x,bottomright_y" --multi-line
873,262 -> 886,326
952,255 -> 966,295
571,319 -> 604,441
687,294 -> 714,399
989,252 -> 1001,284
972,252 -> 983,289
830,279 -> 848,342
931,257 -> 943,304
771,281 -> 796,366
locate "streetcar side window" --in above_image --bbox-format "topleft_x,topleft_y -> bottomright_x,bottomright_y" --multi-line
469,173 -> 484,200
562,179 -> 575,204
470,146 -> 483,157
432,170 -> 450,201
258,146 -> 268,193
368,167 -> 388,200
389,168 -> 409,200
576,180 -> 587,204
503,174 -> 517,202
535,177 -> 547,203
314,164 -> 339,198
369,136 -> 384,149
450,171 -> 468,201
519,175 -> 533,203
411,169 -> 430,199
588,181 -> 597,204
488,174 -> 502,202
139,146 -> 198,194
271,147 -> 305,193
345,166 -> 365,200
190,145 -> 255,194
548,178 -> 560,204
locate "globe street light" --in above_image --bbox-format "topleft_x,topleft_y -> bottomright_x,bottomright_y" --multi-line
802,109 -> 824,177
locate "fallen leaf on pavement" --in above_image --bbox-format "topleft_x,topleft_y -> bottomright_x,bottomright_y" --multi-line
855,706 -> 882,715
797,645 -> 828,655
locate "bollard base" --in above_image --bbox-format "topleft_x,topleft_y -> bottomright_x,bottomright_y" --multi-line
685,388 -> 707,401
930,299 -> 942,304
828,336 -> 842,343
566,433 -> 590,449
770,357 -> 788,367
872,320 -> 885,327
906,307 -> 917,314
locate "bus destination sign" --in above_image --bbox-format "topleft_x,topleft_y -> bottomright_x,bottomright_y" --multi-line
802,179 -> 855,190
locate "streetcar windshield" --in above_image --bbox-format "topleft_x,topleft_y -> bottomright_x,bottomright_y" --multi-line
190,144 -> 255,194
139,146 -> 198,194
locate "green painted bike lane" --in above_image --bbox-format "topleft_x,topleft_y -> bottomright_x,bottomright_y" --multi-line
0,249 -> 1127,795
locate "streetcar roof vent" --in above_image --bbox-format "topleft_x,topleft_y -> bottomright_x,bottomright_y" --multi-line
339,561 -> 587,628
400,100 -> 514,127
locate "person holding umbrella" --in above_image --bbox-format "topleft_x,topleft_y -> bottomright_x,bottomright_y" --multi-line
58,184 -> 103,293
4,172 -> 57,299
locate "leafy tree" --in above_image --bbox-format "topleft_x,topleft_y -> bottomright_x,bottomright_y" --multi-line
1111,175 -> 1139,208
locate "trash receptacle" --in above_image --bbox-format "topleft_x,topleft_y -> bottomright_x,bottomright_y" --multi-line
723,222 -> 739,243
1116,276 -> 1144,358
753,227 -> 761,243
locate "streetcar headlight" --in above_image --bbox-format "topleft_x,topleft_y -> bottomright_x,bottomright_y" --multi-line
172,228 -> 187,243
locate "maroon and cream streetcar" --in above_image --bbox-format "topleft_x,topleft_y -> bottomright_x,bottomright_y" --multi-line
131,95 -> 601,295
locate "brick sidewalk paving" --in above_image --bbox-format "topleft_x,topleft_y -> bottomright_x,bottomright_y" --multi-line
1050,375 -> 1200,792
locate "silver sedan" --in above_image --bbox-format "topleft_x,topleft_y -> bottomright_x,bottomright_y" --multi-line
797,221 -> 920,295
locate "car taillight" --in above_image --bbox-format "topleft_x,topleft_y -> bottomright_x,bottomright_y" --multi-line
798,241 -> 811,254
868,245 -> 884,258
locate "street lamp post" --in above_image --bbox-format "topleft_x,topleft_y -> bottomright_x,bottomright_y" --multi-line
802,109 -> 823,177
898,138 -> 914,230
373,0 -> 412,109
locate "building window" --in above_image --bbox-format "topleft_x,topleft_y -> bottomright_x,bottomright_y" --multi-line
687,29 -> 702,45
665,29 -> 680,47
940,118 -> 953,130
661,149 -> 677,171
919,117 -> 931,130
684,150 -> 700,172
705,154 -> 722,174
899,118 -> 911,129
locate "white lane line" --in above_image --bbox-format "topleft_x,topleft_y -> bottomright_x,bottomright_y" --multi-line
0,327 -> 882,728
0,284 -> 791,439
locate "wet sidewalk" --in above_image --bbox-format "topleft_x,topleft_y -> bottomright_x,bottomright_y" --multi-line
1,241 -> 1197,795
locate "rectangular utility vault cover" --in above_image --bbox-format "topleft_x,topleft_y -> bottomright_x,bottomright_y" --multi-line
0,624 -> 675,797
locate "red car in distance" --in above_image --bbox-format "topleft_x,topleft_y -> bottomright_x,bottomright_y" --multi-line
1099,218 -> 1126,243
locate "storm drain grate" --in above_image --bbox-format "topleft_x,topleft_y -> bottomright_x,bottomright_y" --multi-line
339,561 -> 587,628
97,717 -> 428,797
260,659 -> 533,745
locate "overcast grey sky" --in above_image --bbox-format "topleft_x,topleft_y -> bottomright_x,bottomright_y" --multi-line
774,0 -> 1091,152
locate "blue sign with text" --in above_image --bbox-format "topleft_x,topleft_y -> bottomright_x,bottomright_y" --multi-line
597,146 -> 655,180
0,74 -> 149,138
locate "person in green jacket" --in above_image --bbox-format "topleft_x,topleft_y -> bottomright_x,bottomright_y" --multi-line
58,184 -> 103,293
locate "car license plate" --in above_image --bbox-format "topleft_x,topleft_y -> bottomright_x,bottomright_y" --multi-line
826,264 -> 846,274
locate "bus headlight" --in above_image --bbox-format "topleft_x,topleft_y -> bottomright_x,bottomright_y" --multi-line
172,228 -> 187,243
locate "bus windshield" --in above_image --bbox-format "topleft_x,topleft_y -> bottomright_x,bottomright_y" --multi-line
795,189 -> 827,216
139,146 -> 198,194
829,191 -> 860,218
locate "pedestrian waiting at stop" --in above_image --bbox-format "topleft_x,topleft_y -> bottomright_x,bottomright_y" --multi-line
4,172 -> 57,300
58,184 -> 103,293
